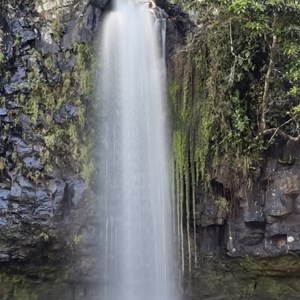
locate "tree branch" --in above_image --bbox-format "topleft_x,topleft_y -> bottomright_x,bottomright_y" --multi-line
228,19 -> 238,88
256,117 -> 300,142
260,128 -> 300,142
258,14 -> 277,133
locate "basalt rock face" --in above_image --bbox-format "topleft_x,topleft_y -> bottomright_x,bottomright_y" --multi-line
191,139 -> 300,258
179,143 -> 300,260
0,0 -> 104,281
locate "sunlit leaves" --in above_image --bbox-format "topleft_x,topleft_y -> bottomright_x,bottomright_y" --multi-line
177,0 -> 300,159
292,104 -> 300,114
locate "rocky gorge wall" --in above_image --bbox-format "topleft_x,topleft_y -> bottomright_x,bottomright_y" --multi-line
182,139 -> 300,258
0,0 -> 109,296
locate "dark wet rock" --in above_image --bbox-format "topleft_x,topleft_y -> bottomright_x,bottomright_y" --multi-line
78,5 -> 98,43
294,194 -> 300,213
16,175 -> 35,191
11,137 -> 33,157
0,253 -> 9,262
11,67 -> 26,83
9,20 -> 23,34
53,103 -> 77,124
0,0 -> 104,288
7,101 -> 24,109
244,210 -> 264,224
3,81 -> 30,95
0,201 -> 8,214
0,179 -> 11,190
10,182 -> 22,200
7,18 -> 37,44
240,227 -> 264,246
89,0 -> 109,9
197,225 -> 224,254
36,27 -> 60,55
18,113 -> 32,130
19,29 -> 38,45
3,84 -> 15,95
33,188 -> 54,220
0,191 -> 9,227
0,108 -> 7,116
0,189 -> 11,200
3,115 -> 13,123
66,177 -> 86,207
200,140 -> 300,257
23,156 -> 44,170
0,190 -> 9,214
4,36 -> 13,59
51,179 -> 66,214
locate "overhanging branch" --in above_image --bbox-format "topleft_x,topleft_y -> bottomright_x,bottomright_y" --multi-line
260,128 -> 300,142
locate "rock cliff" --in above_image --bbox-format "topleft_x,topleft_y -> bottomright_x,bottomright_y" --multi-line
0,0 -> 107,287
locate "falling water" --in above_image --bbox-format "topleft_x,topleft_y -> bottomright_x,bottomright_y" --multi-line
98,0 -> 176,300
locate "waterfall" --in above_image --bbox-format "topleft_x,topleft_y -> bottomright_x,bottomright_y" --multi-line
98,0 -> 177,299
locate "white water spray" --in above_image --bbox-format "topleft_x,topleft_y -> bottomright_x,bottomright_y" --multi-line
98,0 -> 177,299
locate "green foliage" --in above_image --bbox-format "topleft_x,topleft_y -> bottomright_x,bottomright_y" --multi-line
0,274 -> 38,300
0,52 -> 4,64
171,0 -> 300,270
171,0 -> 300,183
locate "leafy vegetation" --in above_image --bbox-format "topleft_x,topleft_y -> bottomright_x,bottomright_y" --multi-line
170,0 -> 300,272
176,0 -> 300,138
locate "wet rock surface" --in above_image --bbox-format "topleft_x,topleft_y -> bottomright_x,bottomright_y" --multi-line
197,140 -> 300,258
190,141 -> 300,258
0,0 -> 105,282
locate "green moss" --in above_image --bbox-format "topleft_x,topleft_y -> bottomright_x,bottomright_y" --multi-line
170,12 -> 266,187
0,157 -> 5,171
239,256 -> 300,276
0,273 -> 38,300
10,42 -> 95,183
254,276 -> 300,300
170,15 -> 267,272
239,281 -> 256,299
13,287 -> 38,300
0,52 -> 4,64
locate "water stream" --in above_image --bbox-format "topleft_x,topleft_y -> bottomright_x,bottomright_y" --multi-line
98,0 -> 176,299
